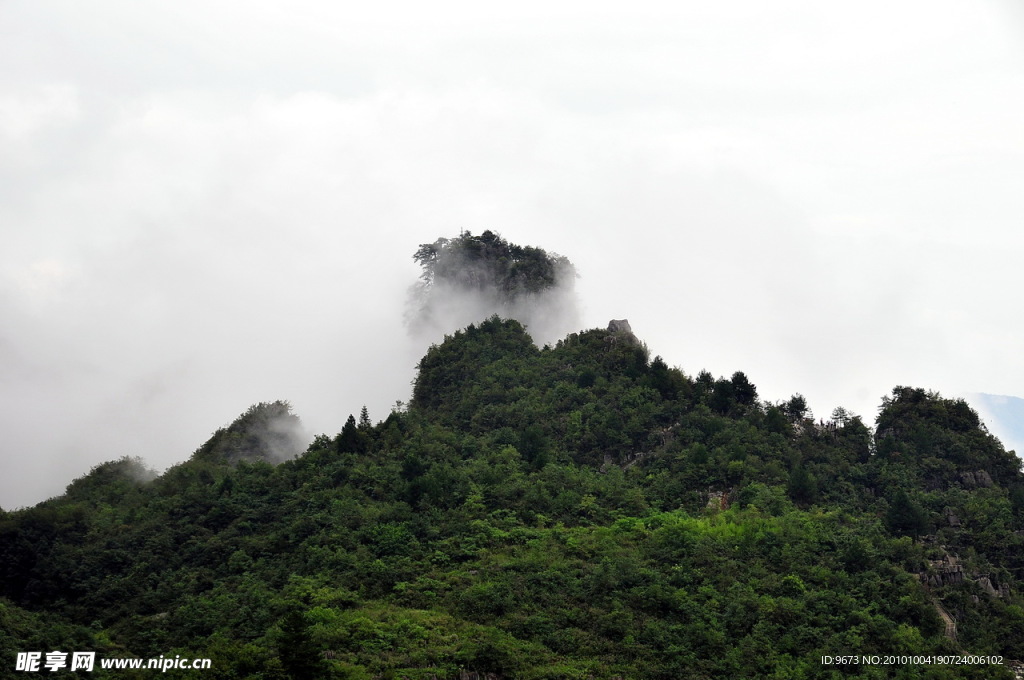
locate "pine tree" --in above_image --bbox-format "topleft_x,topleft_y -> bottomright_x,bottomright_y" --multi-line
337,414 -> 363,453
277,609 -> 324,680
886,490 -> 929,537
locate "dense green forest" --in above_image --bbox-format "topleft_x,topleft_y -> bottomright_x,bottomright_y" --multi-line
4,314 -> 1024,678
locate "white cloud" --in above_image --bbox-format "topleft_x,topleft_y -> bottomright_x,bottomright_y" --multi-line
0,85 -> 79,140
1,0 -> 1023,507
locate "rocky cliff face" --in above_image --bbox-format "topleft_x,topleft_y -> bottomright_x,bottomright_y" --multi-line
606,319 -> 640,346
960,469 -> 995,488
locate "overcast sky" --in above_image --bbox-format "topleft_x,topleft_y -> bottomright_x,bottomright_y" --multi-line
2,1 -> 1023,509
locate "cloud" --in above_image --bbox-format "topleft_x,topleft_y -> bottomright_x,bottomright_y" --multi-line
406,231 -> 581,346
2,0 -> 1023,507
0,85 -> 79,141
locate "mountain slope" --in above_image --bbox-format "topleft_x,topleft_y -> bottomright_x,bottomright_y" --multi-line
2,318 -> 1023,679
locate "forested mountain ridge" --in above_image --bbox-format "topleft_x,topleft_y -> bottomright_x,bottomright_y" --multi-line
3,316 -> 1024,679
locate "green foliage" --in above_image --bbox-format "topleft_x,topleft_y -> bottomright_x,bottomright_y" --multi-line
276,609 -> 327,679
787,466 -> 819,505
886,490 -> 930,537
336,414 -> 366,454
193,401 -> 305,464
3,319 -> 1024,678
413,230 -> 575,301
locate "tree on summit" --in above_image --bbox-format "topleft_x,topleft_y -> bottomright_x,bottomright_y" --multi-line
407,230 -> 579,344
731,371 -> 757,405
412,230 -> 575,300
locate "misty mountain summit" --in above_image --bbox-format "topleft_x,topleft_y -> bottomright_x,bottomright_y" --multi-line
407,230 -> 580,345
191,400 -> 306,465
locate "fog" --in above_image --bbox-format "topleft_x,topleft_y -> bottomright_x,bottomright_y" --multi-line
2,1 -> 1023,508
406,232 -> 581,348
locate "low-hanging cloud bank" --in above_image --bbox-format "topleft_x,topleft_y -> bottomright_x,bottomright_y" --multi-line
2,1 -> 1023,509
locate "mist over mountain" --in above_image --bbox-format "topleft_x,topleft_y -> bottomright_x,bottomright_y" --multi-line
192,401 -> 308,465
407,230 -> 580,346
5,2 -> 1024,518
3,1 -> 1023,673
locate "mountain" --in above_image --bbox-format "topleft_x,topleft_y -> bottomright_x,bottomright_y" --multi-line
2,317 -> 1024,679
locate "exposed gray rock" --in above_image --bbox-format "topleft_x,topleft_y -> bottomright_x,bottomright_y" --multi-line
979,576 -> 1000,597
606,319 -> 640,347
926,555 -> 964,586
960,469 -> 995,488
608,319 -> 633,334
706,490 -> 729,511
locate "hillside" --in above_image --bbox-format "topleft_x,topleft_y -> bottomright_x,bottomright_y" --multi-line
3,317 -> 1024,679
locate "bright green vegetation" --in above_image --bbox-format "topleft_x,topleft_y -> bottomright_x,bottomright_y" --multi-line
3,317 -> 1024,678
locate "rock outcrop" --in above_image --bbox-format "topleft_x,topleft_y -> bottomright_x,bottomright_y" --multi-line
960,469 -> 995,488
923,554 -> 965,588
606,319 -> 640,346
